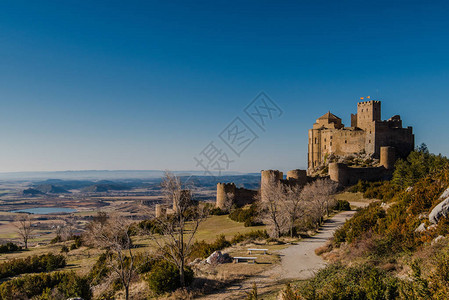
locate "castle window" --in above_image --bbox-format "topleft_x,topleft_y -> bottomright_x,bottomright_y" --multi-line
330,136 -> 333,139
324,145 -> 326,149
315,138 -> 317,144
345,140 -> 347,144
330,142 -> 332,146
324,138 -> 326,142
369,140 -> 371,143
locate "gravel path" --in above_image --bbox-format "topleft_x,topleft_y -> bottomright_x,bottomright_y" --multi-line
198,209 -> 360,299
271,210 -> 356,280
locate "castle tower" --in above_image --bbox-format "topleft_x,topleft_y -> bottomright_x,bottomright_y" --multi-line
155,204 -> 166,218
287,169 -> 307,185
356,100 -> 381,131
329,162 -> 349,185
260,170 -> 283,202
380,146 -> 396,170
216,183 -> 236,210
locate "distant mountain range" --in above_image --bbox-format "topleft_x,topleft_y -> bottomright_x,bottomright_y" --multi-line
0,170 -> 248,181
16,173 -> 262,194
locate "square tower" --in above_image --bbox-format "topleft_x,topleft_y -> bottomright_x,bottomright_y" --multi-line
356,101 -> 381,131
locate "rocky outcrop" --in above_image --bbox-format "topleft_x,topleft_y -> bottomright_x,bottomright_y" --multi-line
429,187 -> 449,224
440,187 -> 449,201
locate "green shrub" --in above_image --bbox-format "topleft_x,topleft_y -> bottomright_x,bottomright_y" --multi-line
147,260 -> 193,294
133,219 -> 163,235
135,254 -> 160,274
298,263 -> 399,300
0,271 -> 91,300
61,245 -> 69,253
229,204 -> 260,226
87,253 -> 109,286
190,234 -> 231,259
209,207 -> 227,215
334,200 -> 351,211
0,253 -> 66,280
333,202 -> 386,246
0,242 -> 21,253
50,235 -> 62,244
230,230 -> 269,244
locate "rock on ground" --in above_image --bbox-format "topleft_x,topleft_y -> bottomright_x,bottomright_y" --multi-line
206,251 -> 232,264
429,196 -> 449,224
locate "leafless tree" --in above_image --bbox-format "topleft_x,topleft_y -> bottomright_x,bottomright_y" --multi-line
284,184 -> 306,237
149,171 -> 207,287
61,216 -> 76,241
259,173 -> 289,238
15,215 -> 34,249
86,214 -> 135,300
301,178 -> 338,227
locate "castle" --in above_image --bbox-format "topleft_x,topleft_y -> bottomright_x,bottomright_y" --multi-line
212,99 -> 415,209
308,100 -> 414,171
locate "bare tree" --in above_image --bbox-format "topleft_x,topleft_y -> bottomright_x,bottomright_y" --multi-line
61,216 -> 76,241
301,178 -> 338,227
86,214 -> 135,300
149,171 -> 207,287
15,215 -> 34,249
284,184 -> 306,237
259,173 -> 289,238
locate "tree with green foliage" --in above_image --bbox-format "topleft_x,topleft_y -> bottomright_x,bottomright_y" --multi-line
393,143 -> 449,189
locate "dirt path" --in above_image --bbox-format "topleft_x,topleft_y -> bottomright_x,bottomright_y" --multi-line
271,210 -> 356,280
198,210 -> 359,299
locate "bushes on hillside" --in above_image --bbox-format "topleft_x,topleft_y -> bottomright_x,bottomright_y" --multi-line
229,204 -> 260,226
349,180 -> 398,201
333,200 -> 351,211
230,230 -> 269,244
0,253 -> 66,279
393,144 -> 449,189
132,219 -> 163,235
294,263 -> 400,300
0,242 -> 21,253
0,271 -> 91,300
190,234 -> 231,259
147,260 -> 193,294
333,202 -> 386,246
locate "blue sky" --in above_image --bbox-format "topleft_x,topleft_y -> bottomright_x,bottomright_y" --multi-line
0,0 -> 448,173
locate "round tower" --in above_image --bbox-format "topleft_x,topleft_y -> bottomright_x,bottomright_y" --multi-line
260,170 -> 283,202
155,204 -> 166,218
380,146 -> 396,170
261,170 -> 283,187
329,163 -> 348,185
216,183 -> 236,210
287,169 -> 307,185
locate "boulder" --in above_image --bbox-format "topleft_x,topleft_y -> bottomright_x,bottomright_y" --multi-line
415,223 -> 426,233
432,235 -> 445,245
205,251 -> 233,265
429,196 -> 449,224
188,258 -> 202,266
440,187 -> 449,200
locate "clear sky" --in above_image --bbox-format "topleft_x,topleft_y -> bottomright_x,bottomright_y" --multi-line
0,0 -> 448,174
